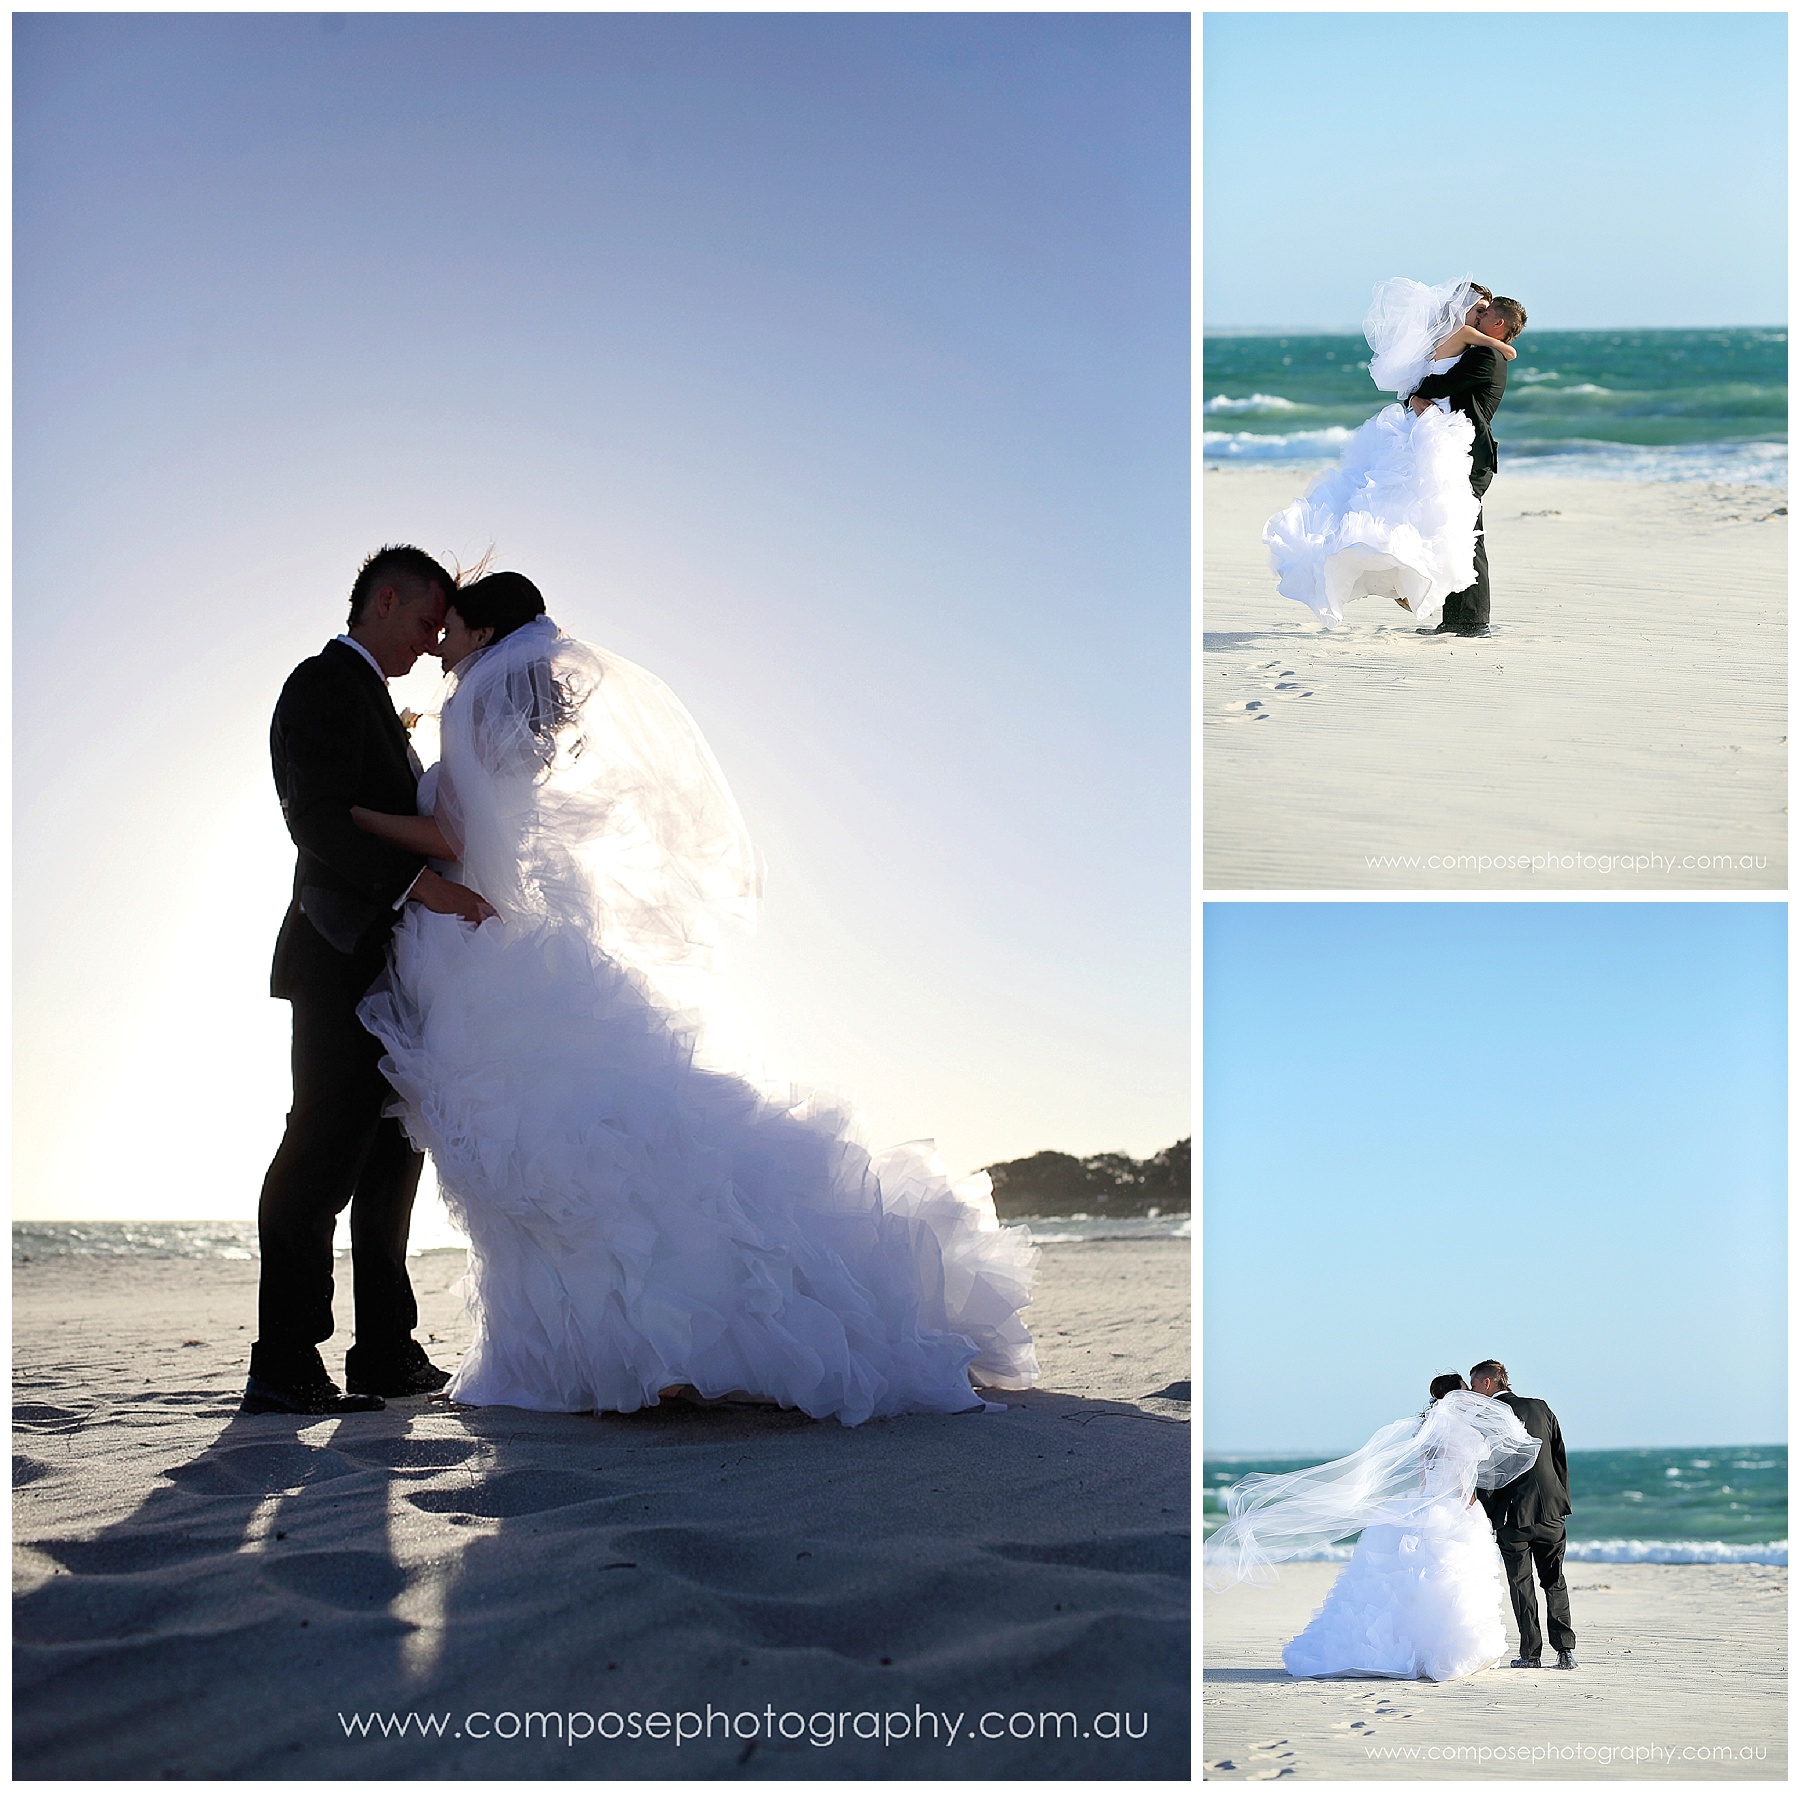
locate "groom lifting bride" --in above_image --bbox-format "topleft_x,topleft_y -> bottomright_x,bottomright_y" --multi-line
1404,293 -> 1527,638
1266,278 -> 1527,635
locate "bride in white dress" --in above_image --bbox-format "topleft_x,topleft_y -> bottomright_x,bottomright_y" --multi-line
1205,1377 -> 1540,1682
349,571 -> 1038,1426
1264,276 -> 1518,630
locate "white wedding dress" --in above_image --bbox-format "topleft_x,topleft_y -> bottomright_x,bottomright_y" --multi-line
1205,1390 -> 1540,1682
1264,276 -> 1484,629
359,617 -> 1038,1426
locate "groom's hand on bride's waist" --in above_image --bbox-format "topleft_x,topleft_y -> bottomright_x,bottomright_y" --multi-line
410,867 -> 500,924
1407,395 -> 1432,415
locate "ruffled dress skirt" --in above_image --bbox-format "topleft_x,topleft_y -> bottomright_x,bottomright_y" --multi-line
1281,1497 -> 1509,1682
1264,401 -> 1480,629
360,910 -> 1039,1426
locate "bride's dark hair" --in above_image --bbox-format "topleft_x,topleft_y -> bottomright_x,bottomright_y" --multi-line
1429,1373 -> 1467,1402
453,570 -> 547,644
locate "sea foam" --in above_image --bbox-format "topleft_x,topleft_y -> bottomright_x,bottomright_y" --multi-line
1566,1539 -> 1788,1566
1199,1538 -> 1787,1567
1203,393 -> 1301,415
1204,426 -> 1354,461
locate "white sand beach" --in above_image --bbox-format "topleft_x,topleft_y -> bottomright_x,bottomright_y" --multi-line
1203,471 -> 1787,888
14,1237 -> 1189,1779
1205,1561 -> 1785,1780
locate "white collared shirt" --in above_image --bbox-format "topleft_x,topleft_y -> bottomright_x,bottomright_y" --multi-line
334,631 -> 388,684
332,634 -> 424,908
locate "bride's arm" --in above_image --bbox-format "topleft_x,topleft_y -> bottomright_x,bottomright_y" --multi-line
1431,323 -> 1518,362
350,807 -> 455,858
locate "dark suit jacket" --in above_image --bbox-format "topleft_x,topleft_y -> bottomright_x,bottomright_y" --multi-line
1479,1392 -> 1572,1532
1409,343 -> 1509,479
270,640 -> 425,997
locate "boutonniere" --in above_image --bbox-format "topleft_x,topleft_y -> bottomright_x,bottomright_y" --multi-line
399,708 -> 422,733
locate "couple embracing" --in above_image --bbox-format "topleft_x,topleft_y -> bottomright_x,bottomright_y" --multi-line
1267,277 -> 1528,636
1205,1361 -> 1576,1682
247,546 -> 1039,1423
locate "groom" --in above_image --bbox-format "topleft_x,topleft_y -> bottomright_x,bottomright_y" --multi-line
246,546 -> 496,1416
1472,1359 -> 1576,1670
1405,294 -> 1528,637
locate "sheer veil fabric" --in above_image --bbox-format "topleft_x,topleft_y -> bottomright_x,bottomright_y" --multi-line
1363,276 -> 1485,397
360,617 -> 1039,1425
1263,275 -> 1485,629
1204,1391 -> 1540,1589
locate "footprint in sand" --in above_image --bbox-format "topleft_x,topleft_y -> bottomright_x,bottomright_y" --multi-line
1207,1758 -> 1294,1781
1245,1737 -> 1299,1778
336,1437 -> 483,1473
1229,663 -> 1317,723
1260,663 -> 1317,704
261,1548 -> 410,1610
164,1438 -> 358,1499
407,1468 -> 613,1520
14,1454 -> 52,1489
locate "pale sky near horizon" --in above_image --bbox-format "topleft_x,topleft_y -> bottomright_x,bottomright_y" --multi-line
1205,904 -> 1786,1453
15,14 -> 1189,1224
1205,11 -> 1787,330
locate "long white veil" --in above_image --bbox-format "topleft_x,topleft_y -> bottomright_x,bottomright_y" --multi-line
1364,275 -> 1483,395
1204,1390 -> 1540,1591
431,616 -> 762,1002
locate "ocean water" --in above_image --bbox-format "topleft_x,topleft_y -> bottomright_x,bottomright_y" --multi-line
1204,327 -> 1787,483
1204,1446 -> 1787,1566
13,1211 -> 1190,1264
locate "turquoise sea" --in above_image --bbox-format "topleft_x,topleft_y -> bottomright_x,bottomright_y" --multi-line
1204,1446 -> 1787,1566
1204,327 -> 1787,483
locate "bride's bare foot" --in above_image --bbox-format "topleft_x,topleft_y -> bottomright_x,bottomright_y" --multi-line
1395,596 -> 1413,612
657,1383 -> 782,1410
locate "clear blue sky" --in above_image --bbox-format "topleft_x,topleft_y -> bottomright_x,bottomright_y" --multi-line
1205,903 -> 1786,1453
1205,11 -> 1787,328
14,14 -> 1189,1222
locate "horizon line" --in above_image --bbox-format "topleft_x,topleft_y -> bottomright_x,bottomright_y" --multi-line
1204,322 -> 1788,337
1206,1441 -> 1787,1458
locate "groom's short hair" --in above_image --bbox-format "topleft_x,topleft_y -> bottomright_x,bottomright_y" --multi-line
347,544 -> 454,625
1470,1359 -> 1510,1390
1486,298 -> 1527,341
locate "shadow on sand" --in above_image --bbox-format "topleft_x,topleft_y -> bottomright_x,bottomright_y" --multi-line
16,1383 -> 1189,1779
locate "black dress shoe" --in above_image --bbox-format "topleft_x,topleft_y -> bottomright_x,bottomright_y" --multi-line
345,1339 -> 452,1398
1555,1649 -> 1578,1670
1510,1656 -> 1542,1669
241,1374 -> 385,1415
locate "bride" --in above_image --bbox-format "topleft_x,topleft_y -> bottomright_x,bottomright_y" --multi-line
1204,1376 -> 1540,1682
1264,277 -> 1517,630
347,571 -> 1038,1426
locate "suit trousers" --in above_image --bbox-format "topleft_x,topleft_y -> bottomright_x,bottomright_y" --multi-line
1439,466 -> 1494,632
1496,1520 -> 1576,1659
255,928 -> 422,1374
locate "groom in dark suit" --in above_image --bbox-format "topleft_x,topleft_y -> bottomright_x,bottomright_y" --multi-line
247,546 -> 495,1415
1472,1358 -> 1576,1670
1405,295 -> 1528,637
